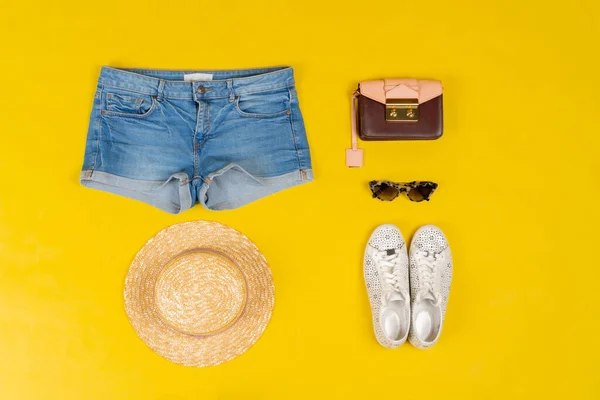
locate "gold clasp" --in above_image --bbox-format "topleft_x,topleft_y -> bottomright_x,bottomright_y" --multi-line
386,98 -> 419,122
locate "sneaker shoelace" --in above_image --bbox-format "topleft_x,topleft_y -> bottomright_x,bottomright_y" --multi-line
416,251 -> 445,306
373,250 -> 409,303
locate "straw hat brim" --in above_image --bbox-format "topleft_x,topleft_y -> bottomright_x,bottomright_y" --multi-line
124,221 -> 274,367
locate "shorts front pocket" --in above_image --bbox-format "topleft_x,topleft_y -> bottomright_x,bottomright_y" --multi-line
234,88 -> 291,118
102,89 -> 158,119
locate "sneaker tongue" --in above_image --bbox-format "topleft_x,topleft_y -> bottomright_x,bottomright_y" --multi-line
419,292 -> 436,302
385,291 -> 405,302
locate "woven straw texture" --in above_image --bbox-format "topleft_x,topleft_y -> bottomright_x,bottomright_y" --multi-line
124,221 -> 274,367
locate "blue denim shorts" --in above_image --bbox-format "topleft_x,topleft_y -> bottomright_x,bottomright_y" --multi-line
80,66 -> 313,213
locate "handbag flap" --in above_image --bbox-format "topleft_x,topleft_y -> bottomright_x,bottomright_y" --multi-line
359,79 -> 442,105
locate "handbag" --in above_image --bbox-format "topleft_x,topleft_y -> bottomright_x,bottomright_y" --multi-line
346,79 -> 444,167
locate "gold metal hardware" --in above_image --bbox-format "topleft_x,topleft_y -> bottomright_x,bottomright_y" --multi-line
386,98 -> 419,122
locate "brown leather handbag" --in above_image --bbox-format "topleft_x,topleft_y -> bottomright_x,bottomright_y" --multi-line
346,79 -> 443,167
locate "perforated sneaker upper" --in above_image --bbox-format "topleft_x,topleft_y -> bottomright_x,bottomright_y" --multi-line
408,225 -> 453,349
364,224 -> 410,349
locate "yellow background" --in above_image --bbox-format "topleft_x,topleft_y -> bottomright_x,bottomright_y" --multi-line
1,0 -> 599,398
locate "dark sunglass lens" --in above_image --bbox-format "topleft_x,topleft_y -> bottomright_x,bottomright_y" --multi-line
373,184 -> 400,201
407,189 -> 425,202
417,186 -> 435,199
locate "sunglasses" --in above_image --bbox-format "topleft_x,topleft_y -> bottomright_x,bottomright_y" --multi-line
369,180 -> 438,202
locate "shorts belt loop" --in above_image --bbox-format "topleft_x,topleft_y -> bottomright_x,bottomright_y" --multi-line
156,80 -> 166,101
227,80 -> 235,102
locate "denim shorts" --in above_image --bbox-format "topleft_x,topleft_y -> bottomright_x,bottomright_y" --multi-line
80,66 -> 313,213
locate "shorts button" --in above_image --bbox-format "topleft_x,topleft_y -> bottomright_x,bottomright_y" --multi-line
197,86 -> 205,94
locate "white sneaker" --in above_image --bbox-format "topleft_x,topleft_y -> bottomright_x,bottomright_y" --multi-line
364,224 -> 410,348
408,225 -> 453,349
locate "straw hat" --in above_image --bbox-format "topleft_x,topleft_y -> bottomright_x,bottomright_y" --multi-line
124,221 -> 274,367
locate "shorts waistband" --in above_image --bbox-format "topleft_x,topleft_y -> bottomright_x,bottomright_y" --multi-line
97,66 -> 295,100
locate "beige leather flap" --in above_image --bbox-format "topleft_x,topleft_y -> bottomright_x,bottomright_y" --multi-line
359,79 -> 442,104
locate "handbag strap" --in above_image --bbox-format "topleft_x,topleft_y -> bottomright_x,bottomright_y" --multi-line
351,90 -> 359,151
345,90 -> 364,167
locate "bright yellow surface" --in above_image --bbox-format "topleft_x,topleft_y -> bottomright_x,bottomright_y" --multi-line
1,0 -> 599,398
